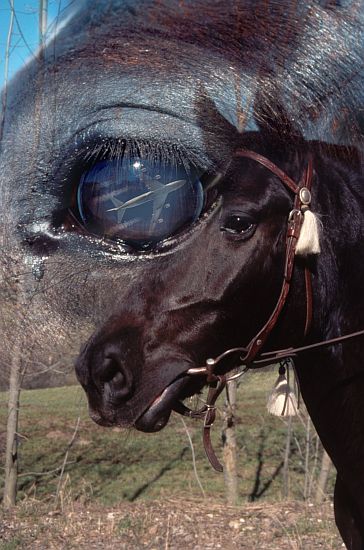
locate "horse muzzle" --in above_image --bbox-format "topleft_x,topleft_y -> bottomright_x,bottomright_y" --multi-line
75,330 -> 204,431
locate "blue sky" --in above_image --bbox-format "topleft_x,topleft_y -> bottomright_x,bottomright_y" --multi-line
0,0 -> 72,87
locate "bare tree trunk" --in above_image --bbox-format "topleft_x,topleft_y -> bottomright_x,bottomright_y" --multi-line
0,0 -> 14,142
3,346 -> 22,508
303,414 -> 311,500
39,0 -> 48,47
3,0 -> 46,511
315,449 -> 332,503
222,380 -> 239,505
308,432 -> 320,497
282,417 -> 292,499
2,0 -> 19,510
3,262 -> 30,509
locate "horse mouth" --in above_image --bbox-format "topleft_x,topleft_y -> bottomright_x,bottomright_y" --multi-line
134,375 -> 194,433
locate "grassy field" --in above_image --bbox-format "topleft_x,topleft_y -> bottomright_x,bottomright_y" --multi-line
0,371 -> 335,507
1,497 -> 342,549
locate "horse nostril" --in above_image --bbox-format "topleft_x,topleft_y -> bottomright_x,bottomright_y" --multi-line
100,356 -> 120,383
99,352 -> 134,404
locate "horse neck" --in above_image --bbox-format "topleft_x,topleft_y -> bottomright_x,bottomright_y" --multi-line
312,148 -> 364,339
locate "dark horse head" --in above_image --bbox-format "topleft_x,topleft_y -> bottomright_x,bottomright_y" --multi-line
74,132 -> 313,432
2,1 -> 364,548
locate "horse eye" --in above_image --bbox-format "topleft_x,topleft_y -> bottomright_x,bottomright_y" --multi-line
74,157 -> 204,248
221,214 -> 256,235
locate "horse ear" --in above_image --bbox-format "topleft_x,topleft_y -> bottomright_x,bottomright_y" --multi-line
253,94 -> 304,146
193,83 -> 247,163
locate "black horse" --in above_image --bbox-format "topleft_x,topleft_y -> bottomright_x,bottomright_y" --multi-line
1,1 -> 364,547
74,133 -> 364,547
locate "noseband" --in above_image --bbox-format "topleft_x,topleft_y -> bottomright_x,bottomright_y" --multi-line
175,148 -> 364,471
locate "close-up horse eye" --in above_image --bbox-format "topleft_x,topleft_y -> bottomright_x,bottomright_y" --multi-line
73,155 -> 205,248
220,214 -> 256,236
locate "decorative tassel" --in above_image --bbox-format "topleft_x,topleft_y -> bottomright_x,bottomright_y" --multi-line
295,209 -> 321,256
267,364 -> 298,417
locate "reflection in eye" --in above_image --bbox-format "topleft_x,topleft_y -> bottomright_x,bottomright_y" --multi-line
76,157 -> 204,248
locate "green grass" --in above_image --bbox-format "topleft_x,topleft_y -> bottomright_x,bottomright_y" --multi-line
0,538 -> 24,550
0,372 -> 335,506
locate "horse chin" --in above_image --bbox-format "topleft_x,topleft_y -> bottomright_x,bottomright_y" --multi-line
134,375 -> 194,433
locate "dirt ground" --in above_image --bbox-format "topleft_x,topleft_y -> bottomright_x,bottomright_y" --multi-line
1,498 -> 343,549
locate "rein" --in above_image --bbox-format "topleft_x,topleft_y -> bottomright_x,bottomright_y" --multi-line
175,148 -> 364,471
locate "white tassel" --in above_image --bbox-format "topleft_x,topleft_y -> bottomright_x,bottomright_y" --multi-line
295,209 -> 321,256
267,366 -> 298,417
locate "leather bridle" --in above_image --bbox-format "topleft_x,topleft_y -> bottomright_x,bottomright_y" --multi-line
174,148 -> 364,471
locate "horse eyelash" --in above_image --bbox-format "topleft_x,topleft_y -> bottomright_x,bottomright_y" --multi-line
79,137 -> 202,175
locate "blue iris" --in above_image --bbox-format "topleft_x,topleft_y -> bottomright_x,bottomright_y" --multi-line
77,157 -> 204,247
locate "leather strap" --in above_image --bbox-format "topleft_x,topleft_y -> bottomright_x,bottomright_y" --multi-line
251,328 -> 364,366
303,154 -> 314,337
173,375 -> 227,471
235,152 -> 313,364
202,376 -> 226,472
235,149 -> 300,194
